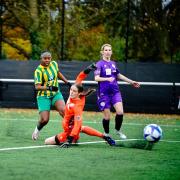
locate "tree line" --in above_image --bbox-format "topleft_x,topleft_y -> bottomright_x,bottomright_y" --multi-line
1,0 -> 179,63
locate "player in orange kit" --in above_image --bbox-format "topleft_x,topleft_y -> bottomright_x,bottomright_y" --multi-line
44,64 -> 116,147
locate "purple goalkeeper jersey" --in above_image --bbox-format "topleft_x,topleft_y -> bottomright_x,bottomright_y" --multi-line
94,59 -> 120,95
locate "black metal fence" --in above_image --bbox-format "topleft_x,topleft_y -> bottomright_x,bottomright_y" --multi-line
0,60 -> 180,114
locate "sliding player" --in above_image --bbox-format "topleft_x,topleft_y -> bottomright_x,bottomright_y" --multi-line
44,64 -> 116,147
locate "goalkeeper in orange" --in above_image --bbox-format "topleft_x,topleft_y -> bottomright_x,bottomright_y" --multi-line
45,64 -> 116,147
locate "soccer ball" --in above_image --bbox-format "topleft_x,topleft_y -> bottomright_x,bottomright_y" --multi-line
143,124 -> 162,142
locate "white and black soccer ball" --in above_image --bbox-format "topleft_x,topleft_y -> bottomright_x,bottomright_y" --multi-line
143,124 -> 162,142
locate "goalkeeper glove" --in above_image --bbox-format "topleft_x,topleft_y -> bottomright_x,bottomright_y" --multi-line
84,63 -> 97,74
46,86 -> 58,91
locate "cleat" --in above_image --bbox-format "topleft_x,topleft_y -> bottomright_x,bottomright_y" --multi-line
103,135 -> 116,146
32,127 -> 40,140
116,131 -> 127,140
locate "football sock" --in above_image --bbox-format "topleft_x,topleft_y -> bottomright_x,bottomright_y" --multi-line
37,121 -> 47,131
55,135 -> 61,145
81,126 -> 103,138
115,114 -> 123,131
102,119 -> 110,134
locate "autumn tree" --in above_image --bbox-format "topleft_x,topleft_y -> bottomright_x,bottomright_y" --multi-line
1,0 -> 179,62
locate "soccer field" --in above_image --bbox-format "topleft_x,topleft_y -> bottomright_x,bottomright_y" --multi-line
0,109 -> 180,180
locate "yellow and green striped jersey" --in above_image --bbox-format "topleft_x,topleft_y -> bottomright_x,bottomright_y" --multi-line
34,61 -> 60,97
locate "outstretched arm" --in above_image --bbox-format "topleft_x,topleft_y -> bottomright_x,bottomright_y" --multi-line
75,63 -> 97,84
58,71 -> 71,88
117,74 -> 140,88
75,71 -> 88,84
58,71 -> 68,83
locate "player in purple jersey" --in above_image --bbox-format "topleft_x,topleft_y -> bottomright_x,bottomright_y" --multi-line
94,44 -> 140,140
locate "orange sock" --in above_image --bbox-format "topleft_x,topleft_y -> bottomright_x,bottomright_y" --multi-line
81,126 -> 103,138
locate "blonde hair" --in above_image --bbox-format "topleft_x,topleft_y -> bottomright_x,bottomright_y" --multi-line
100,44 -> 112,51
100,44 -> 112,57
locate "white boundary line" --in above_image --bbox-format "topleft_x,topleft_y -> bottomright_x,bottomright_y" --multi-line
0,118 -> 180,128
0,139 -> 180,152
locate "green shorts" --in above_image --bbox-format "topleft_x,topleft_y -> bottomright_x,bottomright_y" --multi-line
37,92 -> 64,112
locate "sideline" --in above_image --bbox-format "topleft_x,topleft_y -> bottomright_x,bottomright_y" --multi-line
0,118 -> 180,128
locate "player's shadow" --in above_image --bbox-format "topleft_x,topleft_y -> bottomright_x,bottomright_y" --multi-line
116,140 -> 155,150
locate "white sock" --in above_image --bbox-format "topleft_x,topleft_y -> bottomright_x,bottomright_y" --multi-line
34,126 -> 39,133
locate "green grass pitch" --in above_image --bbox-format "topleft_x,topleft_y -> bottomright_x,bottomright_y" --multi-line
0,108 -> 180,180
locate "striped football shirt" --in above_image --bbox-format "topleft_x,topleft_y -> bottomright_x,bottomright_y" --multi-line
34,61 -> 60,97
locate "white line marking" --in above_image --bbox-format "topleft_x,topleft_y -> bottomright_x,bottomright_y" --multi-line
0,118 -> 180,128
159,140 -> 180,143
0,145 -> 57,151
0,139 -> 179,152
